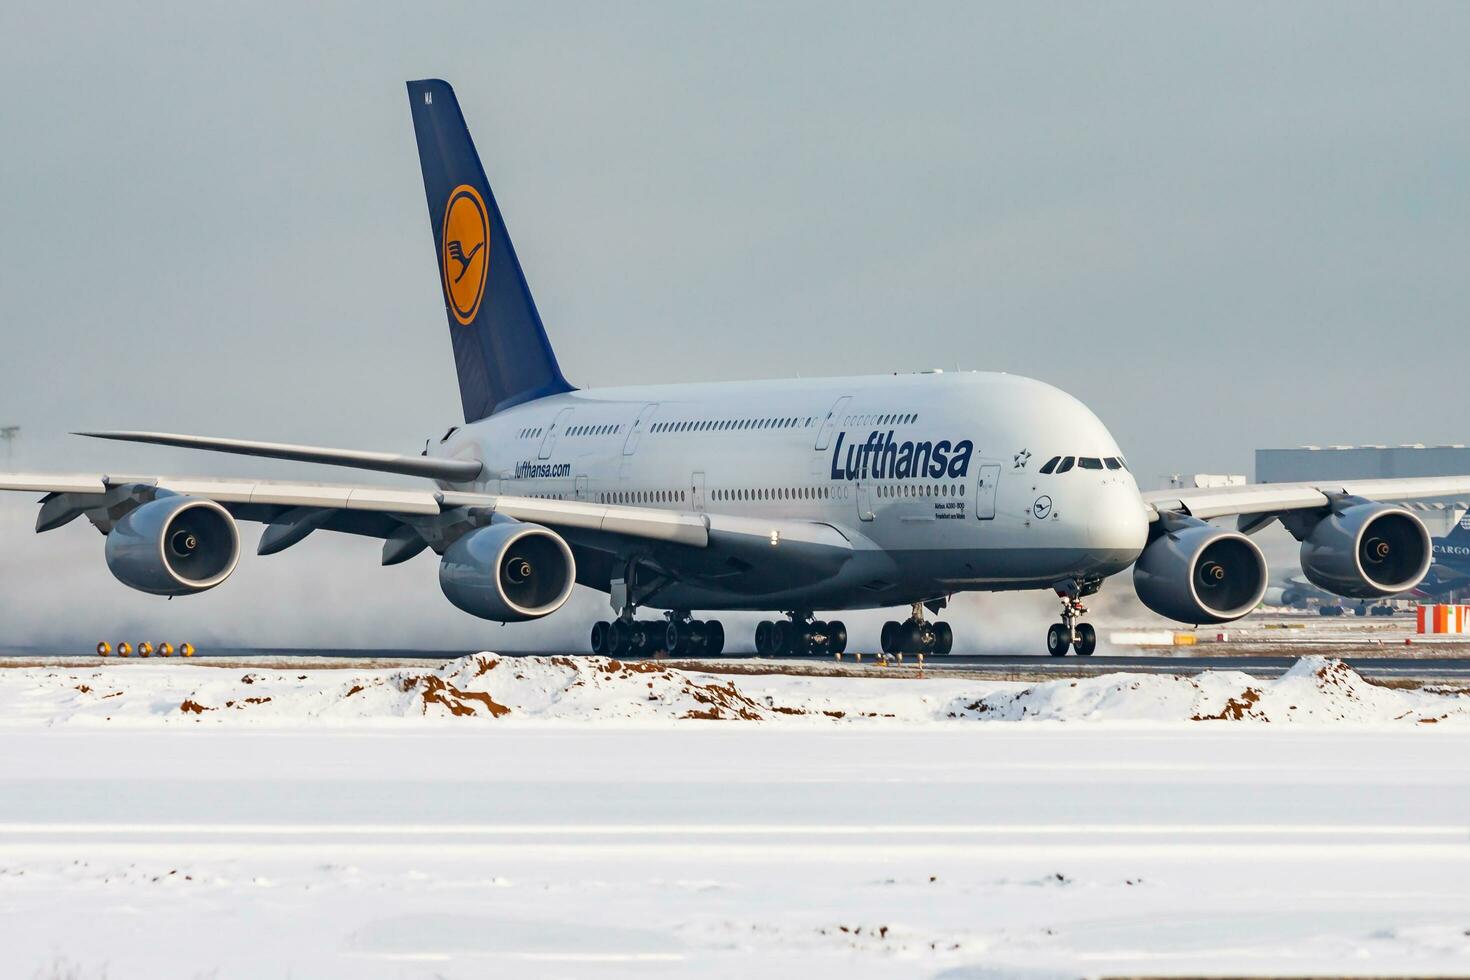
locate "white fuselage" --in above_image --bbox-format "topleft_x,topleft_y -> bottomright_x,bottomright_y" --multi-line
429,370 -> 1148,612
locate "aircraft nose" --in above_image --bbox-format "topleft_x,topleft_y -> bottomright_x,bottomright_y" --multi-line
1090,484 -> 1149,558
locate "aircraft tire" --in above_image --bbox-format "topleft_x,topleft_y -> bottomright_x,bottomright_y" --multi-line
827,621 -> 848,654
705,620 -> 725,656
755,621 -> 774,656
606,620 -> 627,655
932,621 -> 953,656
666,621 -> 693,656
1047,623 -> 1071,657
590,621 -> 609,655
771,619 -> 792,655
1074,622 -> 1096,657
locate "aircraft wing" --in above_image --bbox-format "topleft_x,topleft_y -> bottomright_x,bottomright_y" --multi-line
74,430 -> 483,482
0,472 -> 709,549
1143,476 -> 1470,523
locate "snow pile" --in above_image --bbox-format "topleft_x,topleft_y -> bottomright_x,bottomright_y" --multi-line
1,654 -> 909,726
956,655 -> 1468,724
2,654 -> 1467,726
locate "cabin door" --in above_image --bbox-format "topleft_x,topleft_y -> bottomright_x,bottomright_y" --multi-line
975,463 -> 1000,520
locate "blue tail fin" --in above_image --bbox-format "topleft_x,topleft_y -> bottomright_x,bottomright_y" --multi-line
407,79 -> 574,422
1449,512 -> 1470,544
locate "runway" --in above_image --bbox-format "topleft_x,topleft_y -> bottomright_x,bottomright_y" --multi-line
3,727 -> 1468,976
4,647 -> 1470,683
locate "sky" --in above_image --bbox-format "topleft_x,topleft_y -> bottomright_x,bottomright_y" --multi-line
0,2 -> 1466,648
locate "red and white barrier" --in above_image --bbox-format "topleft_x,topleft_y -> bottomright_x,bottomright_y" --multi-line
1417,605 -> 1470,635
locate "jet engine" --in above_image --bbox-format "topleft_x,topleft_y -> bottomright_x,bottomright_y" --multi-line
439,522 -> 576,622
1297,502 -> 1430,599
104,496 -> 241,596
1133,523 -> 1268,624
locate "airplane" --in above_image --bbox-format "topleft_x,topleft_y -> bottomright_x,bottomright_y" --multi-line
1267,574 -> 1395,615
1420,515 -> 1470,599
4,78 -> 1470,658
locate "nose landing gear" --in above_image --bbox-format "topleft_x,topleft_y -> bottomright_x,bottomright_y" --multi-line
879,602 -> 954,656
1048,583 -> 1098,657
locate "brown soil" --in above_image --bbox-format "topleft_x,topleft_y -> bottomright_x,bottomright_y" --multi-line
680,679 -> 765,721
408,675 -> 512,718
1192,687 -> 1266,722
179,699 -> 213,714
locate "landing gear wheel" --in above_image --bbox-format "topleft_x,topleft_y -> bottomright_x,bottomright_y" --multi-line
590,621 -> 610,655
666,620 -> 696,656
1047,623 -> 1071,657
880,620 -> 899,654
827,621 -> 847,654
932,621 -> 953,657
771,619 -> 793,656
705,620 -> 725,656
1073,622 -> 1097,657
755,621 -> 774,656
607,619 -> 628,655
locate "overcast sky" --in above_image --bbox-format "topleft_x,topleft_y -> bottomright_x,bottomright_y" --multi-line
0,2 -> 1465,647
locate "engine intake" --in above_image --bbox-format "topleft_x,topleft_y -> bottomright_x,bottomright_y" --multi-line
1133,523 -> 1268,624
1298,502 -> 1430,599
439,522 -> 576,622
104,496 -> 241,596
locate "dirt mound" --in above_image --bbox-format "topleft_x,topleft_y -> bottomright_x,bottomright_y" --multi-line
956,656 -> 1470,724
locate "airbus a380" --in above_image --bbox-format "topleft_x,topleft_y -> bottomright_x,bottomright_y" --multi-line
5,79 -> 1467,657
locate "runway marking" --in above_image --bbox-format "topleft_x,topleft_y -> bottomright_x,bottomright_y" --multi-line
0,822 -> 1465,836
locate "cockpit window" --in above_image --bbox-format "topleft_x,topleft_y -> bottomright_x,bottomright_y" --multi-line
1104,457 -> 1122,470
1055,456 -> 1075,473
1039,456 -> 1060,475
1079,457 -> 1104,470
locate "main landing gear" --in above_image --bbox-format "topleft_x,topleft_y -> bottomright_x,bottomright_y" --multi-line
879,603 -> 954,656
590,559 -> 726,657
754,613 -> 848,657
1047,586 -> 1097,657
590,612 -> 726,657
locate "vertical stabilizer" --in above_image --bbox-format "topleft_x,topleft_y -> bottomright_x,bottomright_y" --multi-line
407,79 -> 574,422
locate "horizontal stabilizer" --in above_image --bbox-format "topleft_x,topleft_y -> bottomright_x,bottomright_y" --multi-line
76,431 -> 483,483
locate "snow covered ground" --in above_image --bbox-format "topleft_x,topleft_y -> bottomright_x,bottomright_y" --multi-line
2,656 -> 1469,977
6,652 -> 1470,726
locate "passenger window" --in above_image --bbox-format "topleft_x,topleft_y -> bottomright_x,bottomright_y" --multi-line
1105,457 -> 1122,470
1056,457 -> 1075,473
1039,456 -> 1060,475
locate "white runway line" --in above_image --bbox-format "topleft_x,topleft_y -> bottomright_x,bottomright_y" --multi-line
0,821 -> 1465,836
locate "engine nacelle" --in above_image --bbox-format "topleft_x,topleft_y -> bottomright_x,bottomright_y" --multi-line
104,496 -> 241,596
1133,524 -> 1268,624
1299,502 -> 1430,599
439,522 -> 576,622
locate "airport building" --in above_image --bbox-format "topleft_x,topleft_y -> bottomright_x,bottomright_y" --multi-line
1256,445 -> 1470,535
